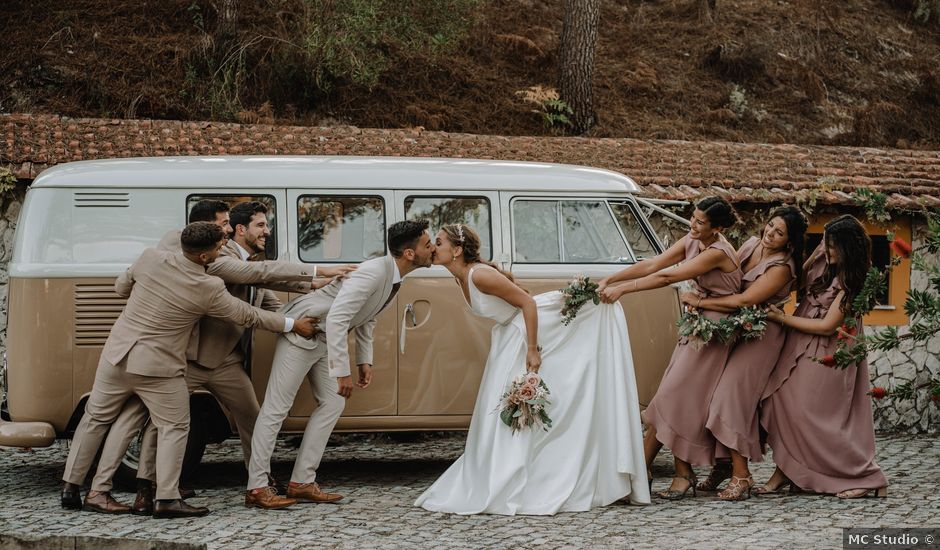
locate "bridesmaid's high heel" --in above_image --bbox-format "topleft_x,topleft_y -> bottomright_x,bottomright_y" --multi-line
753,476 -> 793,496
696,461 -> 732,492
717,476 -> 753,501
836,487 -> 888,499
657,475 -> 697,500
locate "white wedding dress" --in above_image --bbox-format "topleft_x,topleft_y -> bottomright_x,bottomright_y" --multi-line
415,265 -> 650,515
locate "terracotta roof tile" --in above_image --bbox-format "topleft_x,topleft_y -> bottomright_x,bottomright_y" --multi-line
2,113 -> 939,209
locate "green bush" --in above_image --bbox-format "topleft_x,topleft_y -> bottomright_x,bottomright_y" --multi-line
299,0 -> 482,91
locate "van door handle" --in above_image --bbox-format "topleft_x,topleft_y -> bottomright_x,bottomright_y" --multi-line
406,303 -> 417,327
399,302 -> 431,354
400,304 -> 414,354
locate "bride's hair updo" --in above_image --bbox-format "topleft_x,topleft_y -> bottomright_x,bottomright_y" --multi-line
441,224 -> 515,282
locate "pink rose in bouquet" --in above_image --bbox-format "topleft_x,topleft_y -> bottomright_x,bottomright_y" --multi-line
495,372 -> 553,433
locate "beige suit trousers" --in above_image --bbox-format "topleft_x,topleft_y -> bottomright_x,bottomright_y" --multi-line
92,349 -> 259,489
62,356 -> 189,501
247,334 -> 345,490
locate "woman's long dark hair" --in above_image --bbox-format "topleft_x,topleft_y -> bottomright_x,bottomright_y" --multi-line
808,214 -> 871,315
768,206 -> 808,284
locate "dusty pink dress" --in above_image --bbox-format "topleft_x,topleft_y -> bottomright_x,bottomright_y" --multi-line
760,254 -> 887,493
643,234 -> 742,466
708,237 -> 797,461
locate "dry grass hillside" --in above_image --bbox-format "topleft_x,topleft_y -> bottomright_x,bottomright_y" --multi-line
1,0 -> 939,147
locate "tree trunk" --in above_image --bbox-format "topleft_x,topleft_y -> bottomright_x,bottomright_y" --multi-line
558,0 -> 600,134
699,0 -> 718,22
214,0 -> 238,42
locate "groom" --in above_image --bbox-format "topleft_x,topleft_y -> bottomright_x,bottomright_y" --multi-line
244,219 -> 437,509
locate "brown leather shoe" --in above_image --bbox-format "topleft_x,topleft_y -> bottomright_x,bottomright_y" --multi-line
152,499 -> 209,519
179,486 -> 196,500
83,491 -> 132,514
286,482 -> 343,503
132,480 -> 154,516
245,487 -> 297,510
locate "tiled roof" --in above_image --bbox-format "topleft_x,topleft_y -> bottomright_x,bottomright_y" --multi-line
3,114 -> 939,209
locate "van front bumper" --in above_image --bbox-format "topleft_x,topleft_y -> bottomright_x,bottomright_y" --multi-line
0,419 -> 56,448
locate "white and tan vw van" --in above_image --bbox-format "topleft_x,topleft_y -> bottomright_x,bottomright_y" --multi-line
1,156 -> 680,471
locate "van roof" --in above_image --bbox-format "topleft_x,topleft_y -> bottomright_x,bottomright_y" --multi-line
30,156 -> 640,193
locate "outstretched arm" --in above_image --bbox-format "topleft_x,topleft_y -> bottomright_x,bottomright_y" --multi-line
681,264 -> 792,313
601,247 -> 732,303
598,236 -> 688,291
207,256 -> 316,285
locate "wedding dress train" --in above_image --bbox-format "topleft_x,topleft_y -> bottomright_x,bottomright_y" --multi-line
415,266 -> 650,515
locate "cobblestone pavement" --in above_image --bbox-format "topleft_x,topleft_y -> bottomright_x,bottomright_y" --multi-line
0,433 -> 936,549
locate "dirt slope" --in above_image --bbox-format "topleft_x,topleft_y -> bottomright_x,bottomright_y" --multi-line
1,0 -> 939,147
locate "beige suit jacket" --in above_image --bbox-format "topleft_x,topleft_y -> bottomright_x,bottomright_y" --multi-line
279,255 -> 396,377
158,231 -> 313,369
105,247 -> 288,378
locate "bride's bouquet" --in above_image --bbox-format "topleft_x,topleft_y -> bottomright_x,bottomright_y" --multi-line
560,275 -> 600,326
496,373 -> 553,434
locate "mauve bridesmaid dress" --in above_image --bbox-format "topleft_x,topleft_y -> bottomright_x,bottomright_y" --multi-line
760,254 -> 887,493
707,236 -> 797,461
643,234 -> 742,466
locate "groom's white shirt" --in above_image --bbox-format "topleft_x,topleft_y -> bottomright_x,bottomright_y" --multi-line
278,254 -> 397,377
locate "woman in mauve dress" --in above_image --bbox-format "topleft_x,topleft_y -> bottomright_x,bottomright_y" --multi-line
758,214 -> 888,499
599,196 -> 742,500
678,206 -> 807,501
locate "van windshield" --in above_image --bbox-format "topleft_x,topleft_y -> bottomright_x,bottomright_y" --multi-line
512,199 -> 641,264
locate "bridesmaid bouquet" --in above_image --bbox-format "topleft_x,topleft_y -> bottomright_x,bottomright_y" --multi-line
676,310 -> 736,348
727,306 -> 770,342
560,275 -> 600,326
497,373 -> 553,433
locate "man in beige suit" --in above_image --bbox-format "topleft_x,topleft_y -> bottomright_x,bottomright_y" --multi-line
84,200 -> 354,514
245,220 -> 437,509
60,222 -> 319,518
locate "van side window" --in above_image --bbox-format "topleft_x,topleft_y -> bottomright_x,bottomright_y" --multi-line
404,196 -> 492,260
610,202 -> 657,259
512,199 -> 633,264
297,196 -> 386,262
186,194 -> 277,260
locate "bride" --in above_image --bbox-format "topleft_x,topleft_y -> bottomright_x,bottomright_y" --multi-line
414,224 -> 650,515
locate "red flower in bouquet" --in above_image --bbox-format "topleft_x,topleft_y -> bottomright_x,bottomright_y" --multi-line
889,237 -> 912,258
837,324 -> 859,341
868,387 -> 887,399
820,355 -> 837,367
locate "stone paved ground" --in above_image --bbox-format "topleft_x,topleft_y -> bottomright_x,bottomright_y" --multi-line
0,433 -> 936,549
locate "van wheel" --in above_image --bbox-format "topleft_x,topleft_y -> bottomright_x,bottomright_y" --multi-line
113,416 -> 211,490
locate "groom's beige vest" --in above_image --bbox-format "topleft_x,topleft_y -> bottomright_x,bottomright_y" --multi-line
279,255 -> 397,377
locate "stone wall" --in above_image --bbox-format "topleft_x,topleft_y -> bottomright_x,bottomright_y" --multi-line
868,218 -> 940,433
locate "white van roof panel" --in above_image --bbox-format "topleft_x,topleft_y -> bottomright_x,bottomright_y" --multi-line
31,156 -> 640,193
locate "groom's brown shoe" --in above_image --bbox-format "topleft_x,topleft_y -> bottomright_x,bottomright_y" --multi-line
287,482 -> 343,503
83,491 -> 132,514
245,487 -> 297,510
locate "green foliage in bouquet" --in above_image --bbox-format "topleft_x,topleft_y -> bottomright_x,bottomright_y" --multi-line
676,310 -> 736,347
560,276 -> 600,326
726,305 -> 770,342
677,305 -> 771,348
